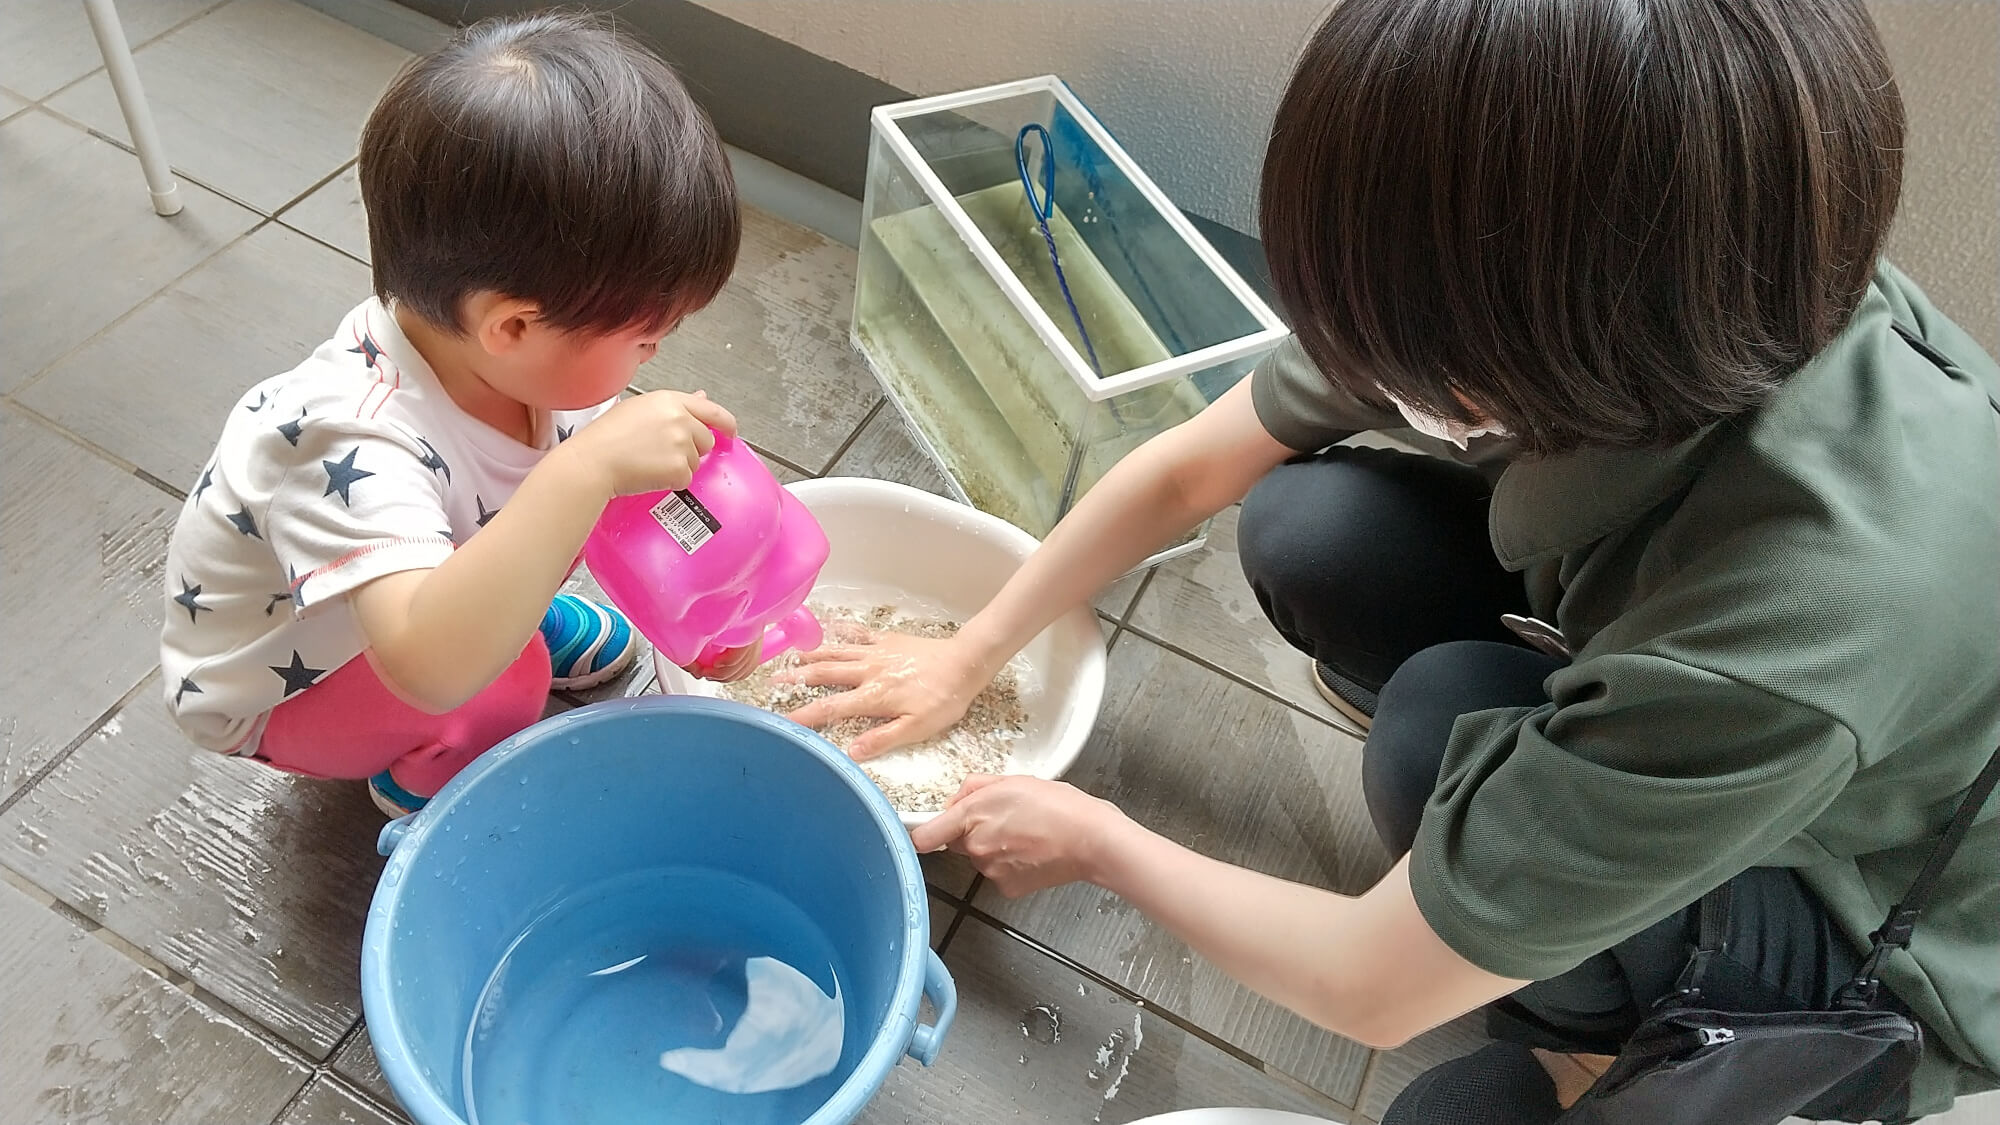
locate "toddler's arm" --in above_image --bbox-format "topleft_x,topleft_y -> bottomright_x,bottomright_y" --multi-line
352,392 -> 734,713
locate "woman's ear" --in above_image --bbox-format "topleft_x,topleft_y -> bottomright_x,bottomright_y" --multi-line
464,292 -> 543,357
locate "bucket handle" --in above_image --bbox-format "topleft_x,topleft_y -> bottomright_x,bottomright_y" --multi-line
377,813 -> 416,857
906,948 -> 957,1066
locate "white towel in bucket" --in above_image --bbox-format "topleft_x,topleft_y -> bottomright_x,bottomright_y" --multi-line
660,956 -> 844,1094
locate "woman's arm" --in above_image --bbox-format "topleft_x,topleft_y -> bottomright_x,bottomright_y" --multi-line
912,776 -> 1526,1050
956,378 -> 1299,672
789,379 -> 1300,754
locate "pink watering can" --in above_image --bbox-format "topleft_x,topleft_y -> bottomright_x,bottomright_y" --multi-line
583,434 -> 828,671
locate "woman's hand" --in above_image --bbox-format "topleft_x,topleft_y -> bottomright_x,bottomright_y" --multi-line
908,775 -> 1131,898
781,632 -> 994,760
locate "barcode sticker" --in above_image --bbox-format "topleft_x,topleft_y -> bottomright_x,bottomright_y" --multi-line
650,489 -> 722,553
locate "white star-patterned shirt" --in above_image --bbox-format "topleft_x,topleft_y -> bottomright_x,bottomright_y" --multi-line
159,298 -> 615,755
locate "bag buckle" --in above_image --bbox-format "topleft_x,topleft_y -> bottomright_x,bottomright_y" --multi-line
1696,1027 -> 1736,1047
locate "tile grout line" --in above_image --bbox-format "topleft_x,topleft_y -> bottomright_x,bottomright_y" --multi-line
0,671 -> 157,820
27,0 -> 238,108
8,211 -> 279,400
1352,1046 -> 1385,1122
814,396 -> 885,476
1118,618 -> 1361,735
1114,566 -> 1158,627
954,903 -> 1270,1072
957,898 -> 1367,1115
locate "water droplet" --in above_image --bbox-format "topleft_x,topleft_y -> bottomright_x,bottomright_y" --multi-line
1019,1003 -> 1061,1044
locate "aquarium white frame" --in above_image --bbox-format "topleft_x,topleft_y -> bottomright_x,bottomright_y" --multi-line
871,75 -> 1291,403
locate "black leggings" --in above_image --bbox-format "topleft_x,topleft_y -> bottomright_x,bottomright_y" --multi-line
1236,448 -> 1897,1122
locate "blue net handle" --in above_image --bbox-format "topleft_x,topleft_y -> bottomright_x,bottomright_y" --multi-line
1016,123 -> 1104,377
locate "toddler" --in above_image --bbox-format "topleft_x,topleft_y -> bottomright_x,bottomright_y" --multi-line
160,12 -> 750,816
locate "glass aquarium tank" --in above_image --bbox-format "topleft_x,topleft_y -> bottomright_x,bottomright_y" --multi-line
852,75 -> 1290,563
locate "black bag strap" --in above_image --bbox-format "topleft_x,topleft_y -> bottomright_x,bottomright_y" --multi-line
1838,742 -> 2000,1008
1832,322 -> 2000,1009
1670,881 -> 1734,1001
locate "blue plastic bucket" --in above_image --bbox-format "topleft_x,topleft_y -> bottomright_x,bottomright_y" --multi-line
361,697 -> 955,1125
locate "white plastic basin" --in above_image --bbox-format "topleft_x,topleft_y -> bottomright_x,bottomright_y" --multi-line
654,477 -> 1107,827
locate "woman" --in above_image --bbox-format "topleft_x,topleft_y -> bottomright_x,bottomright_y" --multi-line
791,1 -> 2000,1119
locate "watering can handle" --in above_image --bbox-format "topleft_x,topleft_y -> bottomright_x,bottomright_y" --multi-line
906,948 -> 957,1066
694,606 -> 824,669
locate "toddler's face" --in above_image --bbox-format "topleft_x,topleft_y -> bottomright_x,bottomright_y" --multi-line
490,321 -> 673,412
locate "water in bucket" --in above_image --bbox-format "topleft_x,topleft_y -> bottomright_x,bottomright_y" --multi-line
461,865 -> 850,1125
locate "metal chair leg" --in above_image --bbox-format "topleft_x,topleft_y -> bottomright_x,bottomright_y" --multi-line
81,0 -> 183,216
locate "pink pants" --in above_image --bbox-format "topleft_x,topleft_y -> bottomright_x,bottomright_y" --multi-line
258,637 -> 552,798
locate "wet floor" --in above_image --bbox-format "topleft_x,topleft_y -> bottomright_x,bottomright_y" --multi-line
4,1 -> 1995,1123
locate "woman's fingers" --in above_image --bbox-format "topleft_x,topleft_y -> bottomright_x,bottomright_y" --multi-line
784,687 -> 885,730
909,798 -> 974,853
847,716 -> 922,761
791,661 -> 873,689
791,646 -> 866,667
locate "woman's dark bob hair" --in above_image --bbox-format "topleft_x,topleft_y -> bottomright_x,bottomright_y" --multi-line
1260,0 -> 1904,456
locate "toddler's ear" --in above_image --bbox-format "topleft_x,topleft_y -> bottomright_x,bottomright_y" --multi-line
465,292 -> 543,357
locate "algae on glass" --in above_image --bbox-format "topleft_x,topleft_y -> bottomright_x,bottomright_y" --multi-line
852,78 -> 1290,559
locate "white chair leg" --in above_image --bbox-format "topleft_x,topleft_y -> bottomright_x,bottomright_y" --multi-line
81,0 -> 182,216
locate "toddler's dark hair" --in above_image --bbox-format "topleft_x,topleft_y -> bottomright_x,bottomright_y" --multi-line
358,10 -> 738,336
1260,0 -> 1905,456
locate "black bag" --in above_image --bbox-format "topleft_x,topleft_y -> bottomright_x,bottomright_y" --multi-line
1559,735 -> 2000,1125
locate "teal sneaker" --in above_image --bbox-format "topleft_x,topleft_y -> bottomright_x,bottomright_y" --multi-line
369,770 -> 428,818
543,593 -> 639,691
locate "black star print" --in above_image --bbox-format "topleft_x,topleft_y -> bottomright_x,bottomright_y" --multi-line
174,677 -> 203,706
348,336 -> 385,370
265,591 -> 292,616
268,651 -> 326,697
286,564 -> 304,609
321,448 -> 374,506
226,506 -> 261,539
476,495 -> 500,527
243,389 -> 270,413
416,437 -> 451,484
276,409 -> 308,447
172,578 -> 212,625
192,464 -> 215,504
556,423 -> 574,443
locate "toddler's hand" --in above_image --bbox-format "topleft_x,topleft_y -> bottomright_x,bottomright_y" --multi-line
688,640 -> 762,683
567,390 -> 737,498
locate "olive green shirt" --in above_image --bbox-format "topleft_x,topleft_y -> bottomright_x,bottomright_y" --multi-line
1251,265 -> 2000,1113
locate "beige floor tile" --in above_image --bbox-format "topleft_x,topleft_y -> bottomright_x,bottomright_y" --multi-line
1356,1012 -> 1490,1120
275,1075 -> 408,1125
19,224 -> 371,488
975,633 -> 1387,1105
0,878 -> 310,1123
0,680 -> 390,1057
1123,504 -> 1338,719
47,0 -> 409,213
1,112 -> 258,391
634,207 -> 883,473
0,0 -> 218,100
279,164 -> 368,262
0,408 -> 179,796
828,402 -> 954,497
332,1023 -> 397,1109
1,88 -> 29,122
858,914 -> 1349,1124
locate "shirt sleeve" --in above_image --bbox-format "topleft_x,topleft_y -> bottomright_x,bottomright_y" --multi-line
261,417 -> 455,613
1249,336 -> 1404,452
1408,652 -> 1858,981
